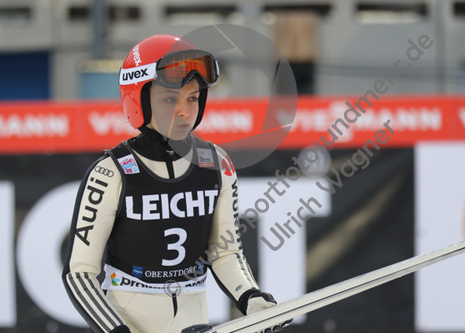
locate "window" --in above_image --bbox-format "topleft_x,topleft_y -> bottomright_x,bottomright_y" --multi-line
0,7 -> 31,26
356,3 -> 428,24
68,5 -> 140,22
263,4 -> 332,18
165,5 -> 236,24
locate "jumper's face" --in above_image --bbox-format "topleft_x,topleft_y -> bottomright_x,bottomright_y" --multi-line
149,79 -> 200,141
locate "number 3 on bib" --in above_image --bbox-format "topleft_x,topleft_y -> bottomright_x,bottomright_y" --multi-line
162,228 -> 187,266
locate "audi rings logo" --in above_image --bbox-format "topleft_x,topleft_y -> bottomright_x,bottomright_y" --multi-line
94,166 -> 114,177
163,280 -> 181,297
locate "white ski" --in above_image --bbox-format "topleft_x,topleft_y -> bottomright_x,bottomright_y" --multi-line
206,240 -> 465,333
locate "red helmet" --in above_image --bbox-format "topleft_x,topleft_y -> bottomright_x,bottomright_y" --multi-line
119,34 -> 219,130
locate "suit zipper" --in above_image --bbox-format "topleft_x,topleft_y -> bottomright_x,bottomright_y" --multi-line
165,150 -> 175,179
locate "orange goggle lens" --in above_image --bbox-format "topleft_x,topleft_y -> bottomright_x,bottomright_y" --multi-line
156,50 -> 218,88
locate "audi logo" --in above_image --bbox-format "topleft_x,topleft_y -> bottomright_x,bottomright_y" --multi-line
94,166 -> 114,177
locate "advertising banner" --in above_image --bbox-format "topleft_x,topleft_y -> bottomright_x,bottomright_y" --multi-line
0,95 -> 464,154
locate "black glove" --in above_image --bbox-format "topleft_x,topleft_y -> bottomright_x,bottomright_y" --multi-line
246,292 -> 293,333
181,324 -> 212,333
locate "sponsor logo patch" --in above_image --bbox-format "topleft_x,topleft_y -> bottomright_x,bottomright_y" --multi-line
197,148 -> 215,168
132,266 -> 144,278
117,154 -> 140,174
94,166 -> 114,177
222,155 -> 235,176
103,265 -> 207,294
125,189 -> 219,220
111,272 -> 120,286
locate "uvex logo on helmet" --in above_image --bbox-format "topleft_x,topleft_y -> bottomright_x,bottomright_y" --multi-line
122,68 -> 149,81
119,64 -> 156,85
133,45 -> 142,66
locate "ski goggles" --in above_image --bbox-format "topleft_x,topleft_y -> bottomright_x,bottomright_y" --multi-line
119,50 -> 219,88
